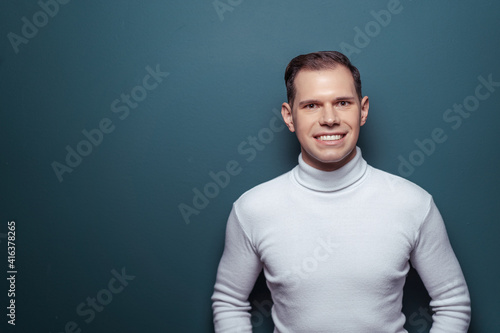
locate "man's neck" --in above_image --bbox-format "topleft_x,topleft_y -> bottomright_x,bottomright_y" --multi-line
300,147 -> 357,172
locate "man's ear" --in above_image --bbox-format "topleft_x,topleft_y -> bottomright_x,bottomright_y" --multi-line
281,102 -> 295,132
360,96 -> 369,126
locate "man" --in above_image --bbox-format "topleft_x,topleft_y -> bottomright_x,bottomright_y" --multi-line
212,51 -> 471,332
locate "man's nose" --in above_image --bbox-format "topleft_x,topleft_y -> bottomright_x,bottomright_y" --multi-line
319,105 -> 339,126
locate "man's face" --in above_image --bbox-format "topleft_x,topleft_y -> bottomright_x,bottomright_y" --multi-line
281,67 -> 369,171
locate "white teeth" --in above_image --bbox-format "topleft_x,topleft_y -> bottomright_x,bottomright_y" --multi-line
318,134 -> 344,141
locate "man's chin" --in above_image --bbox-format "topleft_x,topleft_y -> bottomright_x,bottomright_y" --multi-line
319,148 -> 356,162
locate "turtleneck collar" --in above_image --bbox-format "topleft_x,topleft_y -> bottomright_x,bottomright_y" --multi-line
292,147 -> 368,192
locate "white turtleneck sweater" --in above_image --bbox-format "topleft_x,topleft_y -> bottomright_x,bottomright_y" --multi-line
212,147 -> 470,333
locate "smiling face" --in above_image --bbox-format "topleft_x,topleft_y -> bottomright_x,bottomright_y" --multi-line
281,67 -> 369,171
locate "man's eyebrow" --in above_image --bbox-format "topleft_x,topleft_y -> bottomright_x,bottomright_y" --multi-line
333,96 -> 356,101
298,99 -> 322,106
298,96 -> 357,106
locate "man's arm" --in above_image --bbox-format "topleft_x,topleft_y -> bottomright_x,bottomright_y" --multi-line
410,198 -> 471,332
212,205 -> 263,333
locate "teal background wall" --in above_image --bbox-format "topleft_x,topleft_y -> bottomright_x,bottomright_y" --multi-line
1,1 -> 499,332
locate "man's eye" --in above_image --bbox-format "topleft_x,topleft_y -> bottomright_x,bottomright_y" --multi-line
306,104 -> 316,109
338,101 -> 350,107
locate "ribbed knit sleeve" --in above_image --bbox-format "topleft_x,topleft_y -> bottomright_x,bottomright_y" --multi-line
211,205 -> 263,333
410,198 -> 471,332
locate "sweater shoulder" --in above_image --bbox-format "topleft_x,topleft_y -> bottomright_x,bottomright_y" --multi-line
233,169 -> 293,216
367,165 -> 433,206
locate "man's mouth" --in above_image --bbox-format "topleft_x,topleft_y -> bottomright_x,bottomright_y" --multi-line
316,134 -> 346,141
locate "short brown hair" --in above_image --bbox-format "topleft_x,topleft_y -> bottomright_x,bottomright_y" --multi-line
284,51 -> 362,106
